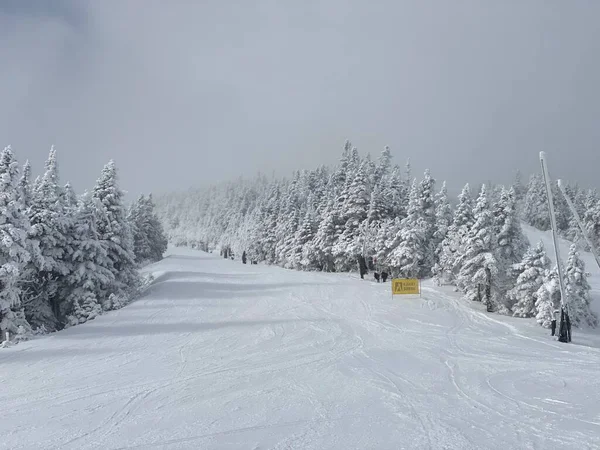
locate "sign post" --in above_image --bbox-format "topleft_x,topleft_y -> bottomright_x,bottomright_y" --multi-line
392,278 -> 421,297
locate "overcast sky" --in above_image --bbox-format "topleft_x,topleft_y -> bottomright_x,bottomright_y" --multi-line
1,0 -> 599,197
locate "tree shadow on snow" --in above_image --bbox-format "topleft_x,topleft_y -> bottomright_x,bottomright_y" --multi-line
142,281 -> 276,301
0,346 -> 119,363
143,278 -> 333,302
54,318 -> 329,339
163,254 -> 217,262
151,271 -> 258,285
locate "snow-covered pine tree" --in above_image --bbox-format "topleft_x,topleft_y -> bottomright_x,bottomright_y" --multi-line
564,183 -> 587,247
552,181 -> 571,234
493,186 -> 529,311
92,160 -> 140,306
457,184 -> 498,309
61,183 -> 78,209
366,182 -> 385,226
387,179 -> 427,278
312,198 -> 338,272
0,147 -> 33,339
564,244 -> 598,328
437,183 -> 474,284
25,147 -> 71,330
432,181 -> 452,267
333,159 -> 370,271
381,165 -> 405,220
513,170 -> 526,203
373,217 -> 401,272
523,174 -> 550,230
535,267 -> 560,328
143,194 -> 168,262
18,160 -> 32,208
582,190 -> 600,252
293,206 -> 318,270
374,146 -> 392,182
510,241 -> 551,318
418,170 -> 437,272
64,193 -> 114,325
276,175 -> 302,267
129,194 -> 168,265
129,195 -> 152,264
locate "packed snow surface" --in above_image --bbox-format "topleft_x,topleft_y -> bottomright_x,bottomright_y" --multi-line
2,246 -> 600,450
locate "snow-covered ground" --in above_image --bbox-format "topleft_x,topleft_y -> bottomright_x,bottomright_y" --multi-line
2,242 -> 600,449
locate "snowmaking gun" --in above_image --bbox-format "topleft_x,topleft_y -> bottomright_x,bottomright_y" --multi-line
539,152 -> 571,342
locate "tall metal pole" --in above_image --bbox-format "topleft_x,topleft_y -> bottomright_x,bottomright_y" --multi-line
557,179 -> 600,272
539,152 -> 571,342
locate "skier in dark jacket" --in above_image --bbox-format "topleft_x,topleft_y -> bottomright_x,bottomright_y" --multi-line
358,255 -> 368,279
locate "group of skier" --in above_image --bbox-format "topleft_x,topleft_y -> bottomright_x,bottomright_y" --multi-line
358,255 -> 389,283
236,250 -> 389,283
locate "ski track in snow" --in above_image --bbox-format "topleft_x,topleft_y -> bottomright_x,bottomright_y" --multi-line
1,247 -> 600,450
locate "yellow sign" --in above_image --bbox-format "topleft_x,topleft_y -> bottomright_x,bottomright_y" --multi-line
392,278 -> 420,295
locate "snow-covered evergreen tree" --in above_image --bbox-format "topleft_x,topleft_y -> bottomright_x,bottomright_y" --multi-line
333,159 -> 370,270
418,170 -> 437,271
0,147 -> 32,339
387,180 -> 426,278
64,194 -> 114,325
457,184 -> 498,308
374,146 -> 392,182
513,170 -> 526,203
92,160 -> 140,304
312,198 -> 338,272
564,244 -> 598,328
523,174 -> 549,230
129,194 -> 168,265
18,160 -> 32,208
25,147 -> 71,330
535,267 -> 560,328
432,181 -> 452,268
510,241 -> 550,318
582,190 -> 600,252
493,186 -> 529,310
437,184 -> 474,284
293,207 -> 318,270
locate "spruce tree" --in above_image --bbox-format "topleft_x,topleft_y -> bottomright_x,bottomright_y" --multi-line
513,170 -> 526,203
493,186 -> 529,310
432,181 -> 452,267
387,180 -> 426,278
582,190 -> 600,251
129,194 -> 168,265
64,194 -> 114,325
535,267 -> 560,328
374,146 -> 392,182
293,207 -> 318,270
313,199 -> 338,272
25,147 -> 71,330
523,174 -> 549,230
564,244 -> 598,328
18,160 -> 32,208
333,160 -> 370,270
457,184 -> 498,308
0,147 -> 32,339
418,170 -> 437,271
92,160 -> 140,305
510,241 -> 550,318
437,184 -> 474,284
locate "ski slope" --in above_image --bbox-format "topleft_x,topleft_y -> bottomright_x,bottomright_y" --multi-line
2,246 -> 600,449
